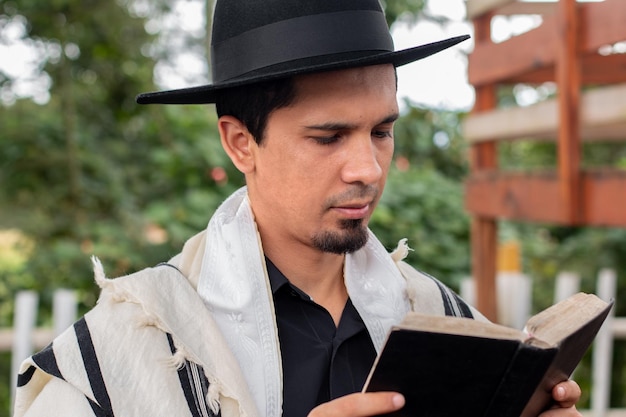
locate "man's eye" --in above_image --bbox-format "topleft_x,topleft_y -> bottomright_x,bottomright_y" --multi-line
372,130 -> 392,139
313,135 -> 340,145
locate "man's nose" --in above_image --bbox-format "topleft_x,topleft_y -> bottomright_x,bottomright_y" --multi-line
341,136 -> 384,185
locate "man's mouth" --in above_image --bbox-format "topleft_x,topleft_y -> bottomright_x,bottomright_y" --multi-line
331,203 -> 371,219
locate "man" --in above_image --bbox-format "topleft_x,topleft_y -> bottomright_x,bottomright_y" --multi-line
14,0 -> 582,416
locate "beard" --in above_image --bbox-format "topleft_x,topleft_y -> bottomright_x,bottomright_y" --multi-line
311,218 -> 369,254
311,183 -> 379,254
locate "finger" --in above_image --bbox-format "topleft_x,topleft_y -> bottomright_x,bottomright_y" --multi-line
552,380 -> 582,408
308,392 -> 405,417
539,405 -> 583,417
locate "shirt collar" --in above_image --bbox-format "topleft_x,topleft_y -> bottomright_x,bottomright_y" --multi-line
265,257 -> 288,294
266,256 -> 316,301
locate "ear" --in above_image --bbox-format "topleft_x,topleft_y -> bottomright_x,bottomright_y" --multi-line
218,115 -> 257,174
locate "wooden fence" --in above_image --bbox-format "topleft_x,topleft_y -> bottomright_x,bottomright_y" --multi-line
0,289 -> 77,406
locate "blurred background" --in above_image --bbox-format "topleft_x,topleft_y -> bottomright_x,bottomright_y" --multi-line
1,0 -> 626,415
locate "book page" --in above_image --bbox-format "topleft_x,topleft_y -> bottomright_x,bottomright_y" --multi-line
525,293 -> 610,346
397,313 -> 526,341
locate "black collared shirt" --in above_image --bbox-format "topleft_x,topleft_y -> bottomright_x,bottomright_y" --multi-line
266,258 -> 377,417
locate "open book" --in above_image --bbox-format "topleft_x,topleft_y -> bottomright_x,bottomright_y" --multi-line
363,292 -> 613,417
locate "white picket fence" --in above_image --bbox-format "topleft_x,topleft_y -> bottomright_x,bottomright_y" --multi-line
461,268 -> 625,417
1,270 -> 624,416
0,289 -> 77,405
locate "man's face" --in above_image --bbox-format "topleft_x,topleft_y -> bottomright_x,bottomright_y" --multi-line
246,64 -> 398,255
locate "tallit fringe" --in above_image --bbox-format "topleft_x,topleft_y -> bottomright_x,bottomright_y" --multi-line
165,340 -> 191,370
92,256 -> 144,305
91,256 -> 127,303
91,256 -> 109,288
390,238 -> 411,263
136,311 -> 169,333
206,381 -> 221,415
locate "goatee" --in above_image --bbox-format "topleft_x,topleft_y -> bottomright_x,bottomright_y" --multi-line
311,219 -> 369,254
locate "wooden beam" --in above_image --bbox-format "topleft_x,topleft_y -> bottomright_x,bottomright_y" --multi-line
465,171 -> 564,223
464,98 -> 557,143
465,170 -> 626,227
506,54 -> 626,85
579,54 -> 626,85
463,83 -> 626,143
583,170 -> 626,226
469,12 -> 498,322
469,0 -> 626,87
581,0 -> 626,52
469,14 -> 558,87
556,0 -> 583,224
469,13 -> 499,171
0,328 -> 54,352
471,217 -> 498,321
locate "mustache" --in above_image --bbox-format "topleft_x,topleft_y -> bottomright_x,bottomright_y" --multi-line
324,185 -> 380,209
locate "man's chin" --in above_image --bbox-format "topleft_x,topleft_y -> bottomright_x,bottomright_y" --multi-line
311,225 -> 369,254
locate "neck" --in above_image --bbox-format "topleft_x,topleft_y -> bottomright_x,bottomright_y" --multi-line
264,242 -> 348,326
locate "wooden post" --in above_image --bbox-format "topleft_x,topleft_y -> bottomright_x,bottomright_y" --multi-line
556,0 -> 582,224
469,12 -> 498,321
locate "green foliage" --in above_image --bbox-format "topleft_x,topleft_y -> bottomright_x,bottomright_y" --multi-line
394,102 -> 468,179
371,165 -> 470,290
0,354 -> 9,413
380,0 -> 426,27
2,0 -> 626,414
370,104 -> 472,290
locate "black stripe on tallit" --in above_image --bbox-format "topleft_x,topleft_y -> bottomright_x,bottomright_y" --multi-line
86,396 -> 112,417
446,287 -> 474,318
30,342 -> 63,381
74,317 -> 114,417
156,262 -> 183,273
167,333 -> 219,417
422,270 -> 474,318
16,365 -> 37,387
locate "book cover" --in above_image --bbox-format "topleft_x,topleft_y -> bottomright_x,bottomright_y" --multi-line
363,293 -> 613,417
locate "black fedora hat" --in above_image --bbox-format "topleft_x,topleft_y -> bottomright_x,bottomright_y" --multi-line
136,0 -> 469,105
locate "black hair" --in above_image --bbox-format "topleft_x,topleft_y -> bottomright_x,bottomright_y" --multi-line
215,77 -> 297,145
215,66 -> 398,144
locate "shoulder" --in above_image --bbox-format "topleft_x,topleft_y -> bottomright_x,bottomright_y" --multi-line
15,263 -> 198,417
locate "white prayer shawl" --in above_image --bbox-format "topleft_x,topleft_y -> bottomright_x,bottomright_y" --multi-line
13,187 -> 481,417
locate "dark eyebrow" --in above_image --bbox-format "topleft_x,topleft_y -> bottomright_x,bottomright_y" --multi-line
304,112 -> 399,131
379,112 -> 399,125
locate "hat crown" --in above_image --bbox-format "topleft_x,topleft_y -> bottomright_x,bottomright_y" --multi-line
136,0 -> 470,105
209,0 -> 393,83
211,0 -> 386,44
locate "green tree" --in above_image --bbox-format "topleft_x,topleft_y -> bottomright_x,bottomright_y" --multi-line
6,0 -> 626,411
370,104 -> 471,289
0,1 -> 224,413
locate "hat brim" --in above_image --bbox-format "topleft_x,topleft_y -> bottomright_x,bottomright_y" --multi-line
136,34 -> 469,105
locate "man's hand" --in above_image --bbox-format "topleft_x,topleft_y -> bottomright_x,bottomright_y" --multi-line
308,392 -> 405,417
540,380 -> 583,417
308,380 -> 580,417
